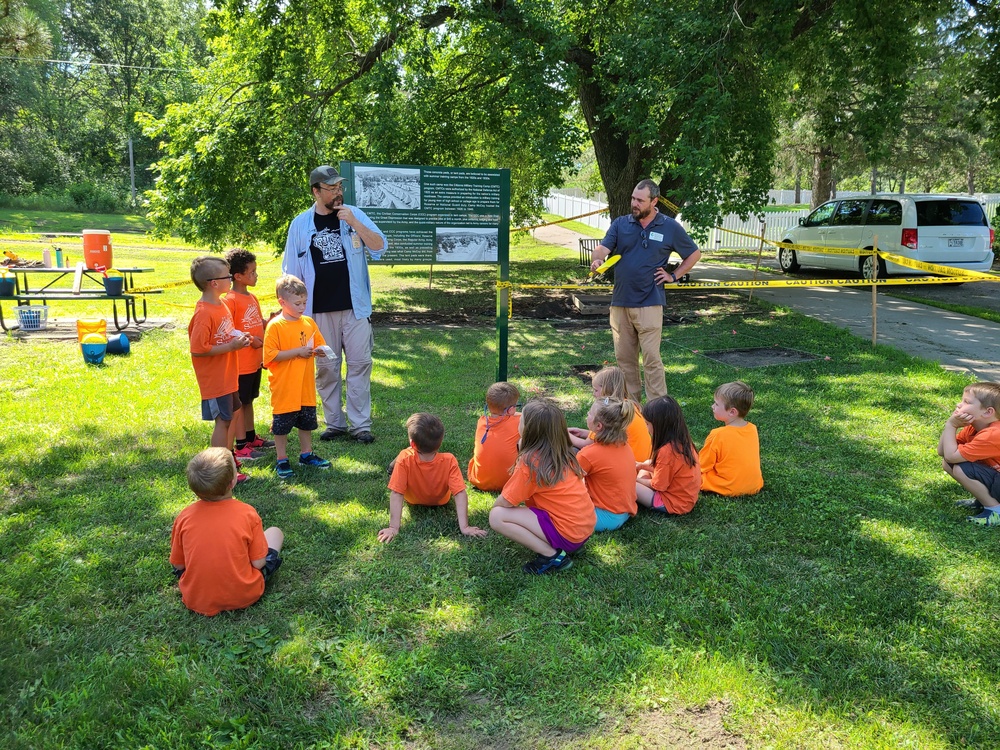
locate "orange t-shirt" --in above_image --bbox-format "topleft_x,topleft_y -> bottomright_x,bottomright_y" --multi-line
589,403 -> 651,462
649,443 -> 701,515
501,458 -> 596,543
188,300 -> 239,400
468,413 -> 521,491
699,422 -> 764,496
388,448 -> 467,506
223,291 -> 265,375
957,421 -> 1000,471
169,497 -> 269,617
578,442 -> 638,516
262,315 -> 326,415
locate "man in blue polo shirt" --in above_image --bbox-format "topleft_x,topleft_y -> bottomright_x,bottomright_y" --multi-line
589,179 -> 701,401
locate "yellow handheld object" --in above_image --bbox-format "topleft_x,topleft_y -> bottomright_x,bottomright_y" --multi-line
589,254 -> 621,280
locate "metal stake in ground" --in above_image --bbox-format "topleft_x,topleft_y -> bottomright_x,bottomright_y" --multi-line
747,220 -> 767,305
872,235 -> 878,348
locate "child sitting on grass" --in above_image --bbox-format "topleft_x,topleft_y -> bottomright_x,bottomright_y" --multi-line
468,382 -> 521,491
569,365 -> 652,462
188,256 -> 252,483
577,397 -> 638,532
938,382 -> 1000,527
490,399 -> 597,574
379,413 -> 488,543
262,274 -> 332,480
699,381 -> 764,496
636,396 -> 701,515
170,448 -> 284,617
224,247 -> 275,458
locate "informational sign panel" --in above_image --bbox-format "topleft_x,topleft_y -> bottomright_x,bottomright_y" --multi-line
339,162 -> 510,265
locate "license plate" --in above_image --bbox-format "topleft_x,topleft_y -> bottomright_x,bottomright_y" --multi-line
948,238 -> 964,247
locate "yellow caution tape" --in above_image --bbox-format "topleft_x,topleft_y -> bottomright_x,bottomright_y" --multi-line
877,251 -> 1000,280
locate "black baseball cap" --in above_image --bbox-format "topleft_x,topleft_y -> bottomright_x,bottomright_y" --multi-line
309,165 -> 344,187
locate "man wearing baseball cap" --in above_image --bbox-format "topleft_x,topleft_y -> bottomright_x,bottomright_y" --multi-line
281,165 -> 387,444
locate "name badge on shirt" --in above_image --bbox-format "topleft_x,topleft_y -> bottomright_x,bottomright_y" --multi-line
649,231 -> 664,242
351,233 -> 362,249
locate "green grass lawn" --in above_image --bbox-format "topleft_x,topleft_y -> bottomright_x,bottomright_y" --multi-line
2,225 -> 999,748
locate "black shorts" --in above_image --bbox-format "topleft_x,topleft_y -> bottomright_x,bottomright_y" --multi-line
261,548 -> 282,581
238,369 -> 262,405
272,406 -> 319,436
201,392 -> 241,422
957,462 -> 1000,502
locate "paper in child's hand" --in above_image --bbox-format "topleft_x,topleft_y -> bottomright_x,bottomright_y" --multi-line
316,345 -> 335,359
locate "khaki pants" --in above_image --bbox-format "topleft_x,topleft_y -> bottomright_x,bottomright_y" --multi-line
313,310 -> 374,434
609,305 -> 666,402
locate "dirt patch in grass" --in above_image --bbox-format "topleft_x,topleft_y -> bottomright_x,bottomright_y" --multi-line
620,701 -> 747,749
700,346 -> 817,368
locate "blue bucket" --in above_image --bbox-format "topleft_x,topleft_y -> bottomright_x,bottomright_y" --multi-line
106,333 -> 130,355
81,341 -> 107,365
104,276 -> 124,296
0,277 -> 14,296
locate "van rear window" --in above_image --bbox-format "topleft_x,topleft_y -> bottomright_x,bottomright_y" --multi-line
916,201 -> 987,227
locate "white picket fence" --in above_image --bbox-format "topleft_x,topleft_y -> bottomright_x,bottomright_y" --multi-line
545,190 -> 1000,250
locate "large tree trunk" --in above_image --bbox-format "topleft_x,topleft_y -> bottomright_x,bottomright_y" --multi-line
811,145 -> 836,207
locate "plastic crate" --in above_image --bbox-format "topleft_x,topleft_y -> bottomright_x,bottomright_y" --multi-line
15,305 -> 48,331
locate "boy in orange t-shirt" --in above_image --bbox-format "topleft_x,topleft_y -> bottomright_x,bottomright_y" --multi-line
170,448 -> 284,617
699,381 -> 764,497
188,257 -> 252,472
468,382 -> 521,491
938,382 -> 1000,527
224,247 -> 274,459
379,413 -> 488,543
262,274 -> 331,480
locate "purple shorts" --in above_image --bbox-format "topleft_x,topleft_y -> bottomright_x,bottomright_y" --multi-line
529,507 -> 589,554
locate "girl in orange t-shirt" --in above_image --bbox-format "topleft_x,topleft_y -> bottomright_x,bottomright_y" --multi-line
568,366 -> 652,462
577,397 -> 638,532
635,396 -> 701,515
490,399 -> 596,574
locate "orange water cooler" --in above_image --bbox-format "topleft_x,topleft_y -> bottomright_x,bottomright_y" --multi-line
82,230 -> 113,270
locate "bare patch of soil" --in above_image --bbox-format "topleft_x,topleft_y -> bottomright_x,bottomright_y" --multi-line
701,346 -> 817,368
620,701 -> 747,749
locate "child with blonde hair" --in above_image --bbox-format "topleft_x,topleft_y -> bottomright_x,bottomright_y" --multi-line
490,399 -> 596,574
569,366 -> 652,462
577,397 -> 638,531
700,381 -> 763,496
939,381 -> 1000,526
468,381 -> 521,491
636,396 -> 701,515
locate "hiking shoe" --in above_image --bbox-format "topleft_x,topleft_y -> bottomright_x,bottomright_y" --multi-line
298,452 -> 331,469
954,498 -> 983,511
234,445 -> 264,461
354,430 -> 375,444
235,472 -> 250,485
522,550 -> 573,575
275,459 -> 293,480
320,427 -> 349,441
966,509 -> 1000,527
249,436 -> 276,449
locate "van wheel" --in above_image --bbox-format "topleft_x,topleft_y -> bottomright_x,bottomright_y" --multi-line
778,246 -> 799,272
861,253 -> 887,280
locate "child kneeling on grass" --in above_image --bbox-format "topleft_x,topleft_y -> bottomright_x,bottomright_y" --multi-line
938,382 -> 1000,527
699,381 -> 763,497
379,413 -> 487,543
170,448 -> 284,617
467,381 -> 521,492
490,399 -> 597,574
577,397 -> 638,532
636,396 -> 701,515
263,274 -> 332,480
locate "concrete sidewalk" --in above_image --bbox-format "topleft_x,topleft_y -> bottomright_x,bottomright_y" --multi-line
696,264 -> 1000,382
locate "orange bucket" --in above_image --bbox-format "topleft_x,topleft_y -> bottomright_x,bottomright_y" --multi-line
82,230 -> 113,270
76,318 -> 107,343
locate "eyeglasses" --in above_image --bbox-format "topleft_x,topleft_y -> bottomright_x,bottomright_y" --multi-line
210,275 -> 233,282
318,183 -> 344,193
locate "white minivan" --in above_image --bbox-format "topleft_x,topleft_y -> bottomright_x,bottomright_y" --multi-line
777,194 -> 995,278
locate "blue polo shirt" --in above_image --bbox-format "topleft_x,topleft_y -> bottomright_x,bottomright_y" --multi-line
601,211 -> 699,307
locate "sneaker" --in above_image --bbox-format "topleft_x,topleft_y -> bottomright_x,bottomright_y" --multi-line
320,427 -> 349,441
298,452 -> 331,469
249,436 -> 276,449
234,445 -> 264,461
954,498 -> 983,511
353,430 -> 375,444
235,472 -> 250,485
966,509 -> 1000,527
275,459 -> 293,480
522,550 -> 573,575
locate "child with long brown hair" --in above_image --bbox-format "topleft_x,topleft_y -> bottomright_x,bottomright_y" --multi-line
568,366 -> 652,462
490,399 -> 596,574
578,397 -> 638,531
635,396 -> 701,515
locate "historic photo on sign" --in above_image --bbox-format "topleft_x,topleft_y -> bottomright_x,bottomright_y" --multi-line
355,167 -> 421,210
435,228 -> 499,263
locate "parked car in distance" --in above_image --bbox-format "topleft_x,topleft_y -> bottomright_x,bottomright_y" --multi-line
777,194 -> 996,279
